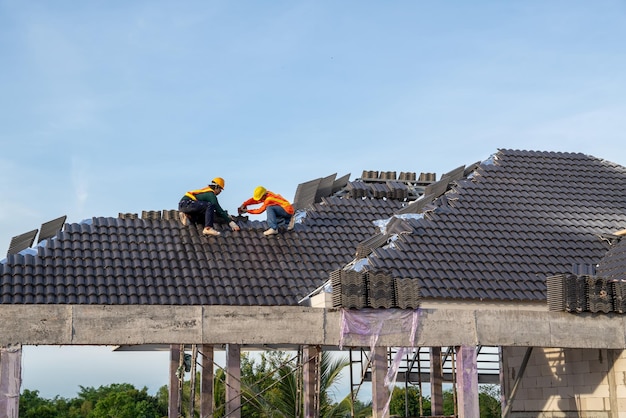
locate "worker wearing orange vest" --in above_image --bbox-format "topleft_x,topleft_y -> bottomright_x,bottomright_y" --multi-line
238,186 -> 295,236
178,177 -> 240,236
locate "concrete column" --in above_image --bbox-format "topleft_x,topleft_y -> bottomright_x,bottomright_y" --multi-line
168,345 -> 181,418
200,345 -> 214,418
303,345 -> 321,418
371,346 -> 389,418
456,345 -> 479,418
607,349 -> 620,418
430,347 -> 443,415
0,345 -> 21,418
225,344 -> 241,418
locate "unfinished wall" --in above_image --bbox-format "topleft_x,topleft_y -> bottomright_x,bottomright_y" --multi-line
502,347 -> 626,418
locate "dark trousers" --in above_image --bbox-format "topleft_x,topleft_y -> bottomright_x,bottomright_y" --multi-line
178,199 -> 216,227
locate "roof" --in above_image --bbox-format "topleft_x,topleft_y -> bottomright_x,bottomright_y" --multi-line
0,191 -> 401,306
2,148 -> 626,307
353,149 -> 626,304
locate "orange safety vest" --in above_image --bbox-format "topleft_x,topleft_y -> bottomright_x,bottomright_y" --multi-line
184,186 -> 215,201
244,191 -> 294,215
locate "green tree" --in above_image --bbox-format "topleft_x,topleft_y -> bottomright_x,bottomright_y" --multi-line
389,386 -> 430,417
90,385 -> 162,418
256,350 -> 350,418
240,351 -> 291,416
442,389 -> 456,416
319,352 -> 351,418
336,396 -> 371,418
200,350 -> 351,417
439,386 -> 501,418
479,384 -> 501,418
19,389 -> 61,418
20,384 -> 165,418
155,385 -> 169,416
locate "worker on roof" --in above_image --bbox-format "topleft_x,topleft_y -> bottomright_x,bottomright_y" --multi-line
238,186 -> 295,236
178,177 -> 240,236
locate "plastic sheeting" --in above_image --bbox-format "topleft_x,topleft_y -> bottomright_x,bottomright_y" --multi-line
340,308 -> 420,350
340,308 -> 420,416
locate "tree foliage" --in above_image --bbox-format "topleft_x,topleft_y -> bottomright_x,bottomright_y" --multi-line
479,384 -> 501,418
389,386 -> 430,417
387,384 -> 500,418
19,384 -> 165,418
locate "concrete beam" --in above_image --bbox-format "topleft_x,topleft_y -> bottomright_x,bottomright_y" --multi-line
0,306 -> 624,349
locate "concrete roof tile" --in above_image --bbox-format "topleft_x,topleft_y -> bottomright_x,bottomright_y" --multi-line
3,149 -> 626,306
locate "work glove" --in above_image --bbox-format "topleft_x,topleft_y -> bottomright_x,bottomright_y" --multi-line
229,220 -> 240,231
238,205 -> 247,215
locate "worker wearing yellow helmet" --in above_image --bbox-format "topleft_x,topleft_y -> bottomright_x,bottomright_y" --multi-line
178,177 -> 240,236
238,186 -> 295,236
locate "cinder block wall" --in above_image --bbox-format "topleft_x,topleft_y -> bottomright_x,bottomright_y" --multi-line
502,347 -> 626,418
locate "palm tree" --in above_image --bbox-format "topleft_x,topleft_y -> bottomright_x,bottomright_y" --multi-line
270,351 -> 351,417
177,349 -> 354,417
238,350 -> 351,418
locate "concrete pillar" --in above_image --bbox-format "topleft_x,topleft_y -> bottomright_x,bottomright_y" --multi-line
371,346 -> 389,418
456,345 -> 479,418
607,349 -> 620,418
200,345 -> 214,418
0,345 -> 21,418
225,344 -> 241,418
430,347 -> 443,415
168,345 -> 181,418
303,345 -> 321,418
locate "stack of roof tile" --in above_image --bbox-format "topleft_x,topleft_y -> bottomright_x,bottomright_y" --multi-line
546,274 -> 567,311
548,274 -> 619,313
367,270 -> 395,308
394,277 -> 421,309
338,270 -> 368,309
387,181 -> 409,200
612,280 -> 626,313
330,269 -> 342,308
369,182 -> 390,199
361,170 -> 379,180
398,172 -> 417,182
566,275 -> 588,313
346,181 -> 370,199
378,171 -> 396,180
418,172 -> 436,183
355,234 -> 388,259
586,276 -> 613,313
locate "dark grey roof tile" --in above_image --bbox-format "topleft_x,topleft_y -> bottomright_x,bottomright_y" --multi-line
3,149 -> 626,306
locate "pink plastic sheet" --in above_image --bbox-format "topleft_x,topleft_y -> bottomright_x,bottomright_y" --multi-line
340,308 -> 421,416
339,308 -> 420,350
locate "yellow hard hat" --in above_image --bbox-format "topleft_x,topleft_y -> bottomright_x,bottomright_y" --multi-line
211,177 -> 225,189
253,186 -> 267,200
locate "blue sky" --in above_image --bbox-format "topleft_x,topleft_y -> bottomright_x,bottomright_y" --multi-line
2,0 -> 626,399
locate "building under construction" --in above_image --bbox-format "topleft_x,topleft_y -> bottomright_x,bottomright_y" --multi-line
2,148 -> 626,417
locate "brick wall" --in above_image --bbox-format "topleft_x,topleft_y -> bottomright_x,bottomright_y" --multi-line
502,347 -> 626,418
